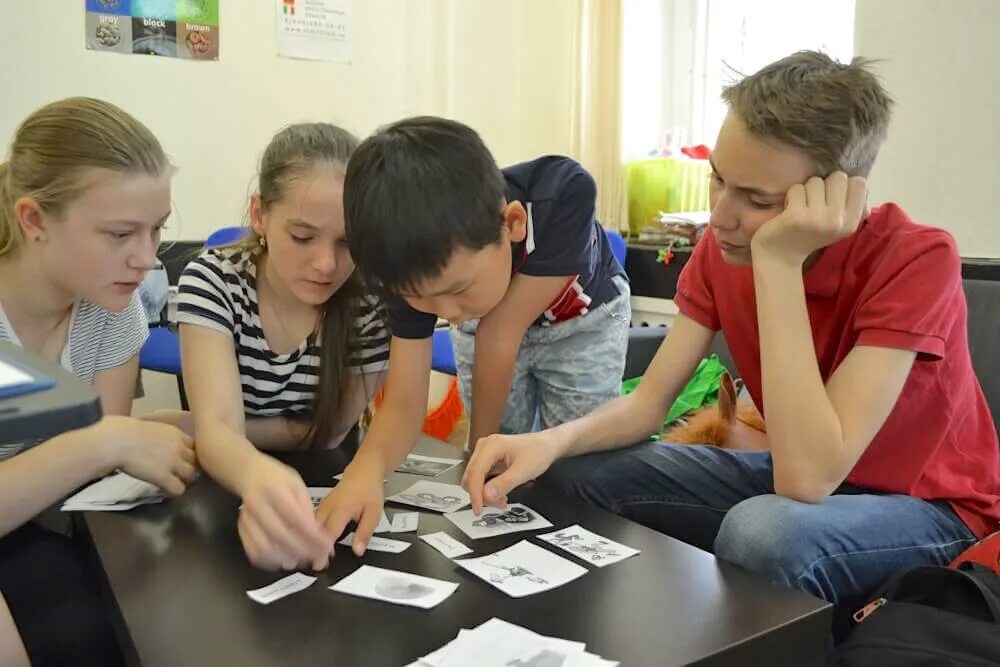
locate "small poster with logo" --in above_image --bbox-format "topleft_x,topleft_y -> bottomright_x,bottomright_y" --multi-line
85,0 -> 219,60
276,0 -> 352,63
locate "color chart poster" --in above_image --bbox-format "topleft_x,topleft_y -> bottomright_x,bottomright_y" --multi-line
85,0 -> 220,60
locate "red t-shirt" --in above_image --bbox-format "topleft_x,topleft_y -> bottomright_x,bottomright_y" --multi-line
675,203 -> 1000,538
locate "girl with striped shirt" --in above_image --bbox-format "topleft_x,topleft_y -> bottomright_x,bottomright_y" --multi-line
178,124 -> 389,572
0,98 -> 196,667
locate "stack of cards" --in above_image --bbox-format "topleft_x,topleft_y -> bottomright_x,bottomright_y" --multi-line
330,565 -> 458,609
61,472 -> 165,512
387,481 -> 470,513
408,617 -> 618,666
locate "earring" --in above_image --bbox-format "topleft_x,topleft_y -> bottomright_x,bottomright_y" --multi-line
259,236 -> 267,249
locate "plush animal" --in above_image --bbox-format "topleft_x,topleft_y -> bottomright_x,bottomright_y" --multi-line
663,371 -> 769,451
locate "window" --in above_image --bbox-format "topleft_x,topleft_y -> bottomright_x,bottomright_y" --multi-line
621,0 -> 856,161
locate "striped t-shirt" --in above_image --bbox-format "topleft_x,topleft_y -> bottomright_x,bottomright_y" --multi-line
177,248 -> 390,418
0,293 -> 149,460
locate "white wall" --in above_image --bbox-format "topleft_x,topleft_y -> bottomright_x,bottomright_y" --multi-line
855,0 -> 1000,256
0,0 -> 579,240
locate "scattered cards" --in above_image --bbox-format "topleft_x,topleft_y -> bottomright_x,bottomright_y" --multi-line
394,453 -> 463,477
330,565 -> 458,609
455,540 -> 586,598
445,503 -> 552,540
538,525 -> 640,567
410,617 -> 619,667
390,512 -> 419,533
62,472 -> 165,512
386,481 -> 470,513
246,572 -> 316,605
419,532 -> 473,559
338,533 -> 411,553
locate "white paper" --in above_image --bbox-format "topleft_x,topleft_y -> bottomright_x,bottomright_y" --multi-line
61,472 -> 164,511
390,512 -> 419,533
275,0 -> 352,63
338,533 -> 411,553
395,453 -> 463,477
419,531 -> 473,559
333,472 -> 386,484
455,541 -> 586,598
0,359 -> 33,389
330,565 -> 458,609
537,525 -> 640,567
418,617 -> 616,667
386,481 -> 470,513
307,486 -> 332,507
246,572 -> 316,605
444,504 -> 552,540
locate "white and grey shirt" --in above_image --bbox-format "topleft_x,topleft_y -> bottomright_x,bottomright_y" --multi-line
0,292 -> 148,459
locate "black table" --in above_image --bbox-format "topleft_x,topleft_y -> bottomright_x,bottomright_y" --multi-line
78,436 -> 831,666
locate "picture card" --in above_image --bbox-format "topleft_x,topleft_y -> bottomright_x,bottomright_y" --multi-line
329,565 -> 458,609
394,453 -> 463,477
455,540 -> 586,598
537,525 -> 640,567
386,480 -> 470,513
246,572 -> 316,605
337,533 -> 411,554
444,503 -> 552,540
419,531 -> 473,559
390,511 -> 419,533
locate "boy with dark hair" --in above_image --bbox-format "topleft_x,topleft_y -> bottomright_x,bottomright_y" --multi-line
461,51 -> 1000,604
320,117 -> 629,551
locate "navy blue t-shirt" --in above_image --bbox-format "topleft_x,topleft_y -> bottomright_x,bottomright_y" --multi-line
387,155 -> 626,339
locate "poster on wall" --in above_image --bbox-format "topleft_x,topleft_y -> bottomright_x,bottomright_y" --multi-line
85,0 -> 220,60
276,0 -> 352,63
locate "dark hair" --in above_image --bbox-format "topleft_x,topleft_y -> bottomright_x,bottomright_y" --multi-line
343,116 -> 506,295
240,123 -> 363,449
721,50 -> 893,177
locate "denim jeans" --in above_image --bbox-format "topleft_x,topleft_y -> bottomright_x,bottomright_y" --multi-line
543,441 -> 977,604
451,275 -> 631,435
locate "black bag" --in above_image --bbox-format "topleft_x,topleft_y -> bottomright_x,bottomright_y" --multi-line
830,562 -> 1000,666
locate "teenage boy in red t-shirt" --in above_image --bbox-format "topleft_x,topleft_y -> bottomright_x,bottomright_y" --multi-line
461,51 -> 1000,604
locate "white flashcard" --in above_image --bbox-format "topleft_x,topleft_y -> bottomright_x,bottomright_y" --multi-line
455,540 -> 586,598
419,531 -> 474,559
444,503 -> 552,540
307,486 -> 332,508
338,532 -> 411,553
61,472 -> 164,511
329,565 -> 458,609
537,525 -> 640,567
246,572 -> 316,605
390,511 -> 419,533
333,473 -> 387,484
306,487 -> 390,532
386,480 -> 470,513
394,453 -> 463,477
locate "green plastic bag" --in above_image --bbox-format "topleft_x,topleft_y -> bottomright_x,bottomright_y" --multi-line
621,354 -> 728,429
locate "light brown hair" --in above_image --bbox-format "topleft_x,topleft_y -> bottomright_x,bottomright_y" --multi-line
0,97 -> 169,257
721,50 -> 893,177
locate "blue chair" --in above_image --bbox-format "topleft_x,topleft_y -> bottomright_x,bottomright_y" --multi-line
605,228 -> 627,268
139,226 -> 247,409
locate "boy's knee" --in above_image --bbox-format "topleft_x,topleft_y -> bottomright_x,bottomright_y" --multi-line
714,494 -> 820,585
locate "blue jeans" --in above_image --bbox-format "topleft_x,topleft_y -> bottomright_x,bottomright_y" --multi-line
451,275 -> 630,435
544,442 -> 977,604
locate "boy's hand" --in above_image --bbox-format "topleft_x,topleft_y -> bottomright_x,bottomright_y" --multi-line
462,432 -> 563,514
236,455 -> 333,571
315,460 -> 385,557
751,172 -> 868,264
